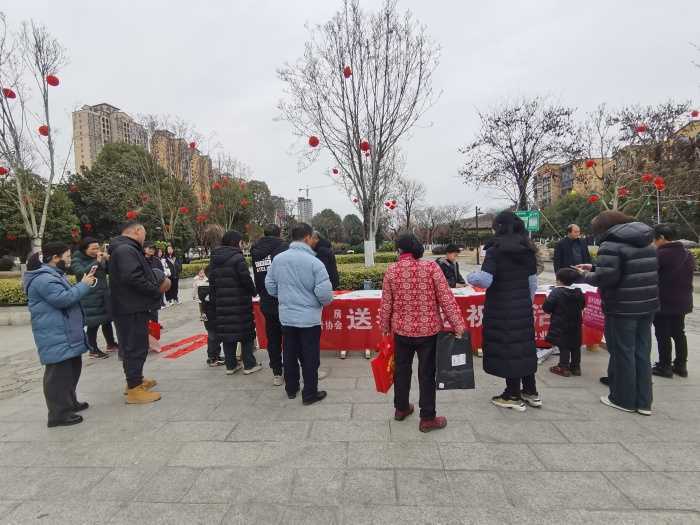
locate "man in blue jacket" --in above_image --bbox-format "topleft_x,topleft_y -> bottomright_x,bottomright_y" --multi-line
265,223 -> 333,405
24,242 -> 96,427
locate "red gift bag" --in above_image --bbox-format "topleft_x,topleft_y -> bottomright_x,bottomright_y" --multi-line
371,336 -> 395,394
148,320 -> 161,340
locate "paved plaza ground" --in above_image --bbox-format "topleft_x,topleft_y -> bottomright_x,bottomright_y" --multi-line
1,269 -> 700,524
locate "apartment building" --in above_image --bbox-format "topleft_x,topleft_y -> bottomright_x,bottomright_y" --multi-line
191,150 -> 213,204
534,159 -> 605,208
151,130 -> 192,183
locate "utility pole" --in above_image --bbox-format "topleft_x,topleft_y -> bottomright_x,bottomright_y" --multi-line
474,206 -> 481,265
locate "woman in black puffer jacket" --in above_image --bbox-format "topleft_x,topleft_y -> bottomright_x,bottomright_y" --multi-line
578,211 -> 658,415
209,231 -> 260,375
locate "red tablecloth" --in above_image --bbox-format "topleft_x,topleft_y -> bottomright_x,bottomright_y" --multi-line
254,287 -> 604,352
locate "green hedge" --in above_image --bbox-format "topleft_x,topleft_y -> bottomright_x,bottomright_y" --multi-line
336,253 -> 397,265
691,248 -> 700,268
181,262 -> 209,279
338,264 -> 388,290
0,279 -> 26,305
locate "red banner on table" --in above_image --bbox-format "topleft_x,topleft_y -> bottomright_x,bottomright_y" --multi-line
253,288 -> 604,352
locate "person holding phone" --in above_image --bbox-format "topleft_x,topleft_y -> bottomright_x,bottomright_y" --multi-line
71,237 -> 118,359
24,242 -> 97,427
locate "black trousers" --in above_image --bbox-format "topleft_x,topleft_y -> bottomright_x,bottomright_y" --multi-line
263,310 -> 283,375
394,334 -> 437,420
223,338 -> 256,370
86,322 -> 117,351
114,312 -> 149,389
653,314 -> 688,368
165,278 -> 179,302
558,343 -> 581,368
282,325 -> 321,401
206,328 -> 222,361
505,374 -> 537,398
43,355 -> 82,423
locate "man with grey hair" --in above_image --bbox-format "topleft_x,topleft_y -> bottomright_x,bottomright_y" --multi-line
553,223 -> 591,273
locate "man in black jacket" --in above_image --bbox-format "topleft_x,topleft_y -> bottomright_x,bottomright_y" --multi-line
436,244 -> 466,288
652,223 -> 695,378
553,224 -> 591,273
251,225 -> 289,385
109,221 -> 169,404
209,231 -> 260,375
311,233 -> 340,290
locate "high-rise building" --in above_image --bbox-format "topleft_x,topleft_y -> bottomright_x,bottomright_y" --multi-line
150,130 -> 192,183
533,159 -> 605,209
190,149 -> 212,204
297,197 -> 313,224
72,103 -> 147,172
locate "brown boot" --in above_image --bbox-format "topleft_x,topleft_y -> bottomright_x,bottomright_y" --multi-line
125,384 -> 161,404
123,378 -> 158,395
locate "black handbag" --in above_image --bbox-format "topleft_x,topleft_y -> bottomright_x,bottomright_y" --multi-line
436,332 -> 475,390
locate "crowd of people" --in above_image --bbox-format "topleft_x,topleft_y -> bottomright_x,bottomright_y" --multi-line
21,209 -> 695,430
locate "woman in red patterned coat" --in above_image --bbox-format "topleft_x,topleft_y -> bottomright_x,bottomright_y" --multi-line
380,234 -> 465,433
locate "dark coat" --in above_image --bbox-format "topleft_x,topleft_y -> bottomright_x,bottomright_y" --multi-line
481,234 -> 538,379
108,236 -> 163,316
209,245 -> 257,342
584,222 -> 658,317
70,250 -> 111,327
251,235 -> 289,314
656,241 -> 695,316
436,257 -> 466,288
164,256 -> 182,280
315,238 -> 340,290
542,286 -> 585,348
553,236 -> 592,272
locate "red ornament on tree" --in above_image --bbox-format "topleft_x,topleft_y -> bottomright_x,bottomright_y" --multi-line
587,194 -> 600,204
691,110 -> 699,118
189,141 -> 196,150
384,200 -> 391,208
195,214 -> 208,224
391,199 -> 397,206
2,88 -> 16,99
585,159 -> 596,168
83,223 -> 93,232
217,203 -> 225,209
331,168 -> 339,176
179,206 -> 190,214
211,182 -> 222,190
617,187 -> 630,198
38,125 -> 49,136
359,140 -> 370,152
308,135 -> 320,148
5,233 -> 17,241
343,66 -> 352,79
69,184 -> 78,193
635,124 -> 648,133
46,75 -> 60,87
352,197 -> 359,203
641,173 -> 654,183
654,176 -> 666,191
0,167 -> 8,176
126,210 -> 139,220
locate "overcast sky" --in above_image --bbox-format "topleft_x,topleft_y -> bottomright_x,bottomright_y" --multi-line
4,1 -> 699,218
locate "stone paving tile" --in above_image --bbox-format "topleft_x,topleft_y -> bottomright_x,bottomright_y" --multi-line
226,420 -> 310,442
88,467 -> 159,501
147,421 -> 235,442
388,419 -> 477,443
169,441 -> 262,468
577,510 -> 700,525
281,505 -> 342,525
182,467 -> 294,504
219,502 -> 286,525
0,466 -> 110,501
0,500 -> 122,525
109,502 -> 229,525
291,468 -> 344,506
136,467 -> 202,503
447,471 -> 510,509
623,442 -> 700,471
471,420 -> 568,443
503,472 -> 633,510
351,402 -> 395,421
0,502 -> 19,521
276,402 -> 353,421
396,469 -> 454,506
348,441 -> 443,469
554,419 -> 664,443
310,420 -> 390,441
635,419 -> 700,442
529,443 -> 650,471
605,472 -> 700,511
343,468 -> 396,505
256,441 -> 348,469
439,443 -> 545,471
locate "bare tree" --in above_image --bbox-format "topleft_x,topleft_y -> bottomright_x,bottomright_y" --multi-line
441,204 -> 469,243
278,0 -> 439,266
0,15 -> 68,251
459,97 -> 580,210
395,177 -> 425,232
414,206 -> 447,246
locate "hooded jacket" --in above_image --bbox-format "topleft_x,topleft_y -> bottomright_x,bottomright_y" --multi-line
314,238 -> 340,290
23,265 -> 91,365
251,235 -> 289,313
108,236 -> 162,315
209,245 -> 257,342
70,250 -> 111,327
436,257 -> 466,288
656,241 -> 695,315
542,286 -> 585,348
584,222 -> 658,317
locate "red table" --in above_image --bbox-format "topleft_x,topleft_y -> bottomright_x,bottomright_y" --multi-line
254,286 -> 604,352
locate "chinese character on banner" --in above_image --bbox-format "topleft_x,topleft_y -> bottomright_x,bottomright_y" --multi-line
466,305 -> 483,328
334,320 -> 343,330
324,321 -> 335,331
333,309 -> 342,320
347,307 -> 373,330
532,304 -> 548,327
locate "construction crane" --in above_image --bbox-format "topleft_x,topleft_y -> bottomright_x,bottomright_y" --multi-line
298,183 -> 335,199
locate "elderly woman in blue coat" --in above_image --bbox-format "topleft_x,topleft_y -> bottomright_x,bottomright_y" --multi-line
23,242 -> 97,428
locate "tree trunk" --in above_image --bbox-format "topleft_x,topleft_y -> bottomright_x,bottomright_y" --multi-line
363,209 -> 377,267
31,237 -> 41,254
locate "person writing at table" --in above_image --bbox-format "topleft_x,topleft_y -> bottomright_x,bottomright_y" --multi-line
380,233 -> 465,433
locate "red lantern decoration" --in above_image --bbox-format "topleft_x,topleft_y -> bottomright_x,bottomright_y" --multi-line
635,124 -> 648,134
331,168 -> 339,176
617,187 -> 630,198
84,223 -> 93,232
641,173 -> 654,183
585,159 -> 596,168
654,176 -> 666,191
46,75 -> 60,87
189,141 -> 196,150
2,88 -> 16,99
359,140 -> 370,152
352,197 -> 359,203
384,200 -> 391,208
691,110 -> 699,118
68,184 -> 78,193
212,182 -> 222,190
195,214 -> 208,224
179,206 -> 190,214
587,194 -> 600,204
126,210 -> 139,220
343,66 -> 352,79
391,199 -> 397,206
38,125 -> 49,137
308,135 -> 320,148
0,167 -> 8,176
5,233 -> 17,241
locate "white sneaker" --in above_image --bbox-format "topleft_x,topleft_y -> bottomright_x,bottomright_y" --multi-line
273,374 -> 284,386
364,349 -> 372,359
521,392 -> 542,408
243,364 -> 263,375
225,364 -> 243,375
600,395 -> 634,413
637,408 -> 652,416
338,351 -> 347,360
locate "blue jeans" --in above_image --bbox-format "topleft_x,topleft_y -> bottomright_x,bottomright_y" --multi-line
605,315 -> 653,411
